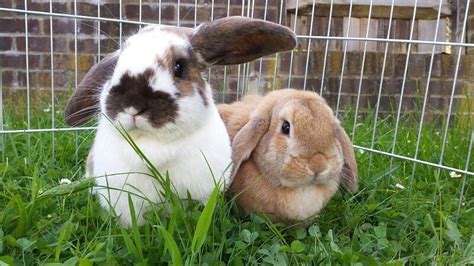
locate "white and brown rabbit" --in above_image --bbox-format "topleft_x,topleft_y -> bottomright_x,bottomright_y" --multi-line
219,89 -> 358,224
64,17 -> 297,226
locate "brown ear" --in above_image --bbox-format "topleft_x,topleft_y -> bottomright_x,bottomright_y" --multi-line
64,52 -> 119,126
191,16 -> 296,66
334,123 -> 358,192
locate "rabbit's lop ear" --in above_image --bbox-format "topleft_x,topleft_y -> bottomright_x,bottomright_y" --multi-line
64,51 -> 119,126
334,123 -> 358,192
191,16 -> 296,66
231,116 -> 269,177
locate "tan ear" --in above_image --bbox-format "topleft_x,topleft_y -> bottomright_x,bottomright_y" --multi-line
230,93 -> 282,177
64,51 -> 119,126
191,16 -> 296,66
334,123 -> 358,192
231,116 -> 270,177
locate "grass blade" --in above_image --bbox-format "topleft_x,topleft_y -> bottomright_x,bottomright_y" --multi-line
55,218 -> 75,262
127,194 -> 144,260
191,183 -> 220,253
157,225 -> 183,266
120,228 -> 139,261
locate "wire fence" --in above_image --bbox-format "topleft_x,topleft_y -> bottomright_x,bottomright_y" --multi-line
0,0 -> 472,215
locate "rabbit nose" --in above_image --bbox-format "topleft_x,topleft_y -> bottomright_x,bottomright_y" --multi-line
309,153 -> 327,174
123,106 -> 147,116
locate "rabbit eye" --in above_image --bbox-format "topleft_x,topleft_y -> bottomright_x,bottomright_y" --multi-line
281,121 -> 290,135
174,60 -> 184,78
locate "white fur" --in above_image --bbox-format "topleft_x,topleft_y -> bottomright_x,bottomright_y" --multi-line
92,105 -> 231,226
150,68 -> 176,94
283,179 -> 340,221
100,26 -> 190,111
89,27 -> 232,226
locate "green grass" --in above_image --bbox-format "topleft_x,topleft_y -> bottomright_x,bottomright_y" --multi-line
0,93 -> 473,265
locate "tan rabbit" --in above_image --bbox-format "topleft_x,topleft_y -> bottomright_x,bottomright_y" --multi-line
219,89 -> 358,224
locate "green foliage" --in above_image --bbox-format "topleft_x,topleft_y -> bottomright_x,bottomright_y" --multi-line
0,94 -> 472,264
191,183 -> 220,254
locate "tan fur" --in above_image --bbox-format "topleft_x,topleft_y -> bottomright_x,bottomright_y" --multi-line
218,95 -> 261,140
335,125 -> 359,191
220,89 -> 358,223
227,159 -> 339,223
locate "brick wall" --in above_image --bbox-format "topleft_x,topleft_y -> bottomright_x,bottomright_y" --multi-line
0,0 -> 472,121
0,0 -> 279,90
278,51 -> 472,119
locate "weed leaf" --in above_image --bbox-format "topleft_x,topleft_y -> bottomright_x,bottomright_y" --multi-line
444,218 -> 462,244
461,235 -> 474,264
55,218 -> 75,261
0,256 -> 13,266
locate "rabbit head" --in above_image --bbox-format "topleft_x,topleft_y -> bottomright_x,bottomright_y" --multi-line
64,16 -> 297,140
231,89 -> 358,192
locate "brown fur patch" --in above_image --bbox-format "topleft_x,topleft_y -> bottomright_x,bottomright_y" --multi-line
106,68 -> 179,128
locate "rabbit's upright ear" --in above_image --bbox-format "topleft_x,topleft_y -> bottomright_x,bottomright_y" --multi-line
334,123 -> 358,192
191,16 -> 296,66
64,51 -> 119,126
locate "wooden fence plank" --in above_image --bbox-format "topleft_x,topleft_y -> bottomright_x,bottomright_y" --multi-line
287,0 -> 451,19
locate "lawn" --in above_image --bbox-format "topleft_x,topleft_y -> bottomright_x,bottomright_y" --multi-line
0,92 -> 473,265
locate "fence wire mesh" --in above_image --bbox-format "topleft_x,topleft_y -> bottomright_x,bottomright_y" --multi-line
0,0 -> 472,218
